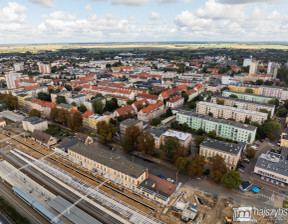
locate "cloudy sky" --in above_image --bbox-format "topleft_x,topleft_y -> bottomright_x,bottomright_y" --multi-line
0,0 -> 288,44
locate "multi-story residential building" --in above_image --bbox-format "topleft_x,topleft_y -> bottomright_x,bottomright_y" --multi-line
28,99 -> 56,118
259,86 -> 288,101
162,129 -> 192,149
176,110 -> 257,144
84,97 -> 106,113
5,73 -> 20,89
13,63 -> 24,71
67,142 -> 148,191
22,116 -> 48,133
267,62 -> 280,79
166,95 -> 184,109
200,138 -> 246,169
211,96 -> 275,117
228,85 -> 259,94
51,91 -> 72,104
38,63 -> 51,74
249,60 -> 258,74
254,151 -> 288,187
136,93 -> 158,104
222,91 -> 277,104
57,103 -> 77,111
13,86 -> 48,98
17,94 -> 32,108
67,94 -> 86,107
243,57 -> 252,67
138,101 -> 165,122
120,119 -> 143,136
146,127 -> 169,148
88,114 -> 110,130
196,101 -> 268,124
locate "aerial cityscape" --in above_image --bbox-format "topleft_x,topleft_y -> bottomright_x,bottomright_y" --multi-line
1,0 -> 288,224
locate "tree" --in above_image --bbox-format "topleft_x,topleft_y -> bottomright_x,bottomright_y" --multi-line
105,99 -> 118,112
209,155 -> 228,182
74,87 -> 81,92
79,105 -> 87,113
268,99 -> 280,107
93,100 -> 104,114
216,98 -> 225,105
187,154 -> 206,176
245,147 -> 256,158
64,84 -> 72,91
97,121 -> 116,143
208,130 -> 217,138
262,120 -> 281,139
277,108 -> 287,118
72,112 -> 83,131
56,95 -> 67,104
255,80 -> 264,85
181,92 -> 189,102
166,107 -> 173,117
259,108 -> 271,118
245,88 -> 254,93
151,118 -> 161,126
71,102 -> 77,106
38,92 -> 50,102
50,108 -> 59,122
58,109 -> 68,125
195,128 -> 205,136
221,170 -> 241,188
186,101 -> 196,109
221,87 -> 229,92
194,136 -> 206,148
28,109 -> 41,118
229,94 -> 238,99
137,132 -> 155,155
175,157 -> 189,171
122,126 -> 140,152
162,137 -> 180,160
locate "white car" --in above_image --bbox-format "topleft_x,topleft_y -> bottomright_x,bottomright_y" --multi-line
166,178 -> 175,183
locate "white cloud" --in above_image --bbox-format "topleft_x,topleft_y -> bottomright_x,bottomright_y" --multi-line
217,0 -> 284,4
85,4 -> 92,11
0,2 -> 26,23
89,0 -> 189,6
27,0 -> 55,8
149,11 -> 161,20
49,11 -> 76,20
196,0 -> 246,19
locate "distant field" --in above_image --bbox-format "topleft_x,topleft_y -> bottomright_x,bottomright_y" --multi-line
1,42 -> 288,53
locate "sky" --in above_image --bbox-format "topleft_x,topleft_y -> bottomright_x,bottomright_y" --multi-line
1,0 -> 288,44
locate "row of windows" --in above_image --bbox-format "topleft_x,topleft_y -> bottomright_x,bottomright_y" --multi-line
258,170 -> 287,183
200,149 -> 236,165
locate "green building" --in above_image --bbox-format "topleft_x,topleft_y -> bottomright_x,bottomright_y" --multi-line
176,110 -> 257,144
222,90 -> 277,104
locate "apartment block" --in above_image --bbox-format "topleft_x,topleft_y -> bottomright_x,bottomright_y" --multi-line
228,85 -> 259,94
137,101 -> 165,122
176,110 -> 257,144
259,86 -> 288,101
196,101 -> 268,124
222,91 -> 277,104
211,96 -> 275,117
200,138 -> 245,169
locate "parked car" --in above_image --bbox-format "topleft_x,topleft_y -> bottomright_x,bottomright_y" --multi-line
243,158 -> 250,163
167,178 -> 175,183
157,174 -> 164,179
237,168 -> 244,173
279,190 -> 287,195
255,141 -> 260,146
256,185 -> 263,190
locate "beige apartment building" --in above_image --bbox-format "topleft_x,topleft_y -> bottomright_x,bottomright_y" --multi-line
196,101 -> 268,124
200,138 -> 246,169
67,143 -> 148,191
211,96 -> 275,117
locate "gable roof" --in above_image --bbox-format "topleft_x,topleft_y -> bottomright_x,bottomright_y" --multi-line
140,101 -> 164,115
32,129 -> 52,144
115,105 -> 134,116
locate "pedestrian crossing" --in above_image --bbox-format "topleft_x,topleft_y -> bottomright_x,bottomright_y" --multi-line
261,193 -> 275,202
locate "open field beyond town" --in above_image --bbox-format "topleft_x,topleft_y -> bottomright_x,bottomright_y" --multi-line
1,42 -> 288,53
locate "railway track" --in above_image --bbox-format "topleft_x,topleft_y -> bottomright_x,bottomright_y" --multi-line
3,133 -> 156,211
4,150 -> 123,224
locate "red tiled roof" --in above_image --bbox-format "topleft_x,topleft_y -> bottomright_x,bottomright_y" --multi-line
82,110 -> 94,118
168,95 -> 183,103
140,101 -> 164,115
0,118 -> 5,122
137,93 -> 158,100
32,98 -> 56,109
115,105 -> 134,116
24,85 -> 40,91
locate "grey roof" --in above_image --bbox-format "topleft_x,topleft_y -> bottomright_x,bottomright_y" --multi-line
255,152 -> 288,178
57,138 -> 81,152
70,94 -> 86,99
120,118 -> 142,127
222,91 -> 278,99
23,116 -> 46,125
48,196 -> 101,224
146,127 -> 169,138
32,129 -> 52,144
68,143 -> 146,178
57,103 -> 75,109
200,138 -> 245,155
178,110 -> 257,131
211,96 -> 275,108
